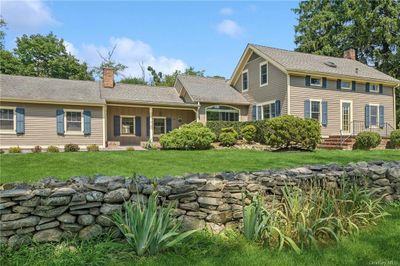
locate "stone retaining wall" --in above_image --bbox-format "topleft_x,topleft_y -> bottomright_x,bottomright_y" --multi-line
1,160 -> 399,249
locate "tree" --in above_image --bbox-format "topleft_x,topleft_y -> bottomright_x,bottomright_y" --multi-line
293,0 -> 400,126
0,18 -> 6,50
147,66 -> 205,87
120,76 -> 148,85
93,44 -> 127,78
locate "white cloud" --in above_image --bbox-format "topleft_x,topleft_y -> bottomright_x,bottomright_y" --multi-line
64,41 -> 78,56
0,0 -> 59,31
79,37 -> 187,79
216,19 -> 244,38
220,7 -> 233,16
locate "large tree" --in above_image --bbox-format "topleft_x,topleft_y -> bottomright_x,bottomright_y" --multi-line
293,0 -> 400,126
147,66 -> 205,87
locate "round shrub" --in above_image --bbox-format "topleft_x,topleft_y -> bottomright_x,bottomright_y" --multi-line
219,132 -> 237,146
241,125 -> 257,143
31,145 -> 42,153
263,115 -> 321,151
87,144 -> 99,152
389,129 -> 400,148
64,143 -> 80,152
9,146 -> 21,153
220,127 -> 238,139
355,132 -> 381,150
160,122 -> 216,150
47,145 -> 59,153
126,147 -> 135,151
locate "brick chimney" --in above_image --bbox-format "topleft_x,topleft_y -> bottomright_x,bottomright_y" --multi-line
103,67 -> 114,88
343,48 -> 356,60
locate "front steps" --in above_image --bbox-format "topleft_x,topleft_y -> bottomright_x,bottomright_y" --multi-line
318,136 -> 355,150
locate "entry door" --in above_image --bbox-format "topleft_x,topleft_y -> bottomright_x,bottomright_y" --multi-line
341,101 -> 352,134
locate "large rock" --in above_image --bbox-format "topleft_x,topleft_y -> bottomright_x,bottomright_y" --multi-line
35,221 -> 60,231
33,229 -> 62,243
0,189 -> 31,198
57,213 -> 76,224
181,216 -> 205,230
12,206 -> 34,214
79,224 -> 103,240
0,202 -> 17,209
41,196 -> 71,206
373,178 -> 390,186
206,211 -> 232,224
20,197 -> 40,207
33,189 -> 52,197
0,216 -> 40,230
69,202 -> 101,210
199,181 -> 224,191
77,214 -> 95,225
100,204 -> 122,215
196,191 -> 223,198
179,202 -> 199,211
50,187 -> 76,197
1,213 -> 28,221
33,205 -> 68,217
60,223 -> 82,232
198,197 -> 223,206
16,226 -> 35,234
104,188 -> 130,203
85,191 -> 104,202
96,215 -> 114,226
8,234 -> 31,250
94,176 -> 124,186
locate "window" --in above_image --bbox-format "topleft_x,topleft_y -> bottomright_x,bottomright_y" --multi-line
310,77 -> 321,86
261,102 -> 276,119
66,111 -> 82,132
206,105 -> 239,122
153,117 -> 166,135
311,101 -> 321,121
260,62 -> 268,86
121,116 -> 135,135
0,108 -> 14,131
370,84 -> 379,93
341,81 -> 351,89
242,70 -> 248,91
369,105 -> 378,127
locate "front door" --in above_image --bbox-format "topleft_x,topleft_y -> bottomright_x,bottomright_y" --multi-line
341,101 -> 352,134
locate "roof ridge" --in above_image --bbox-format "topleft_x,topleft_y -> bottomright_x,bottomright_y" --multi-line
0,73 -> 98,84
177,74 -> 227,81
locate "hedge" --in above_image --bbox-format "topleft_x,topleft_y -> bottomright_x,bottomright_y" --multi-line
206,120 -> 267,143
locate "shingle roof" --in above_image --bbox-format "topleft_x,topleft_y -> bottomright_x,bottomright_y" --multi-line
250,44 -> 400,84
177,75 -> 249,105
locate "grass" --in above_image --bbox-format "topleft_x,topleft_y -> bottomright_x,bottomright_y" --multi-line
1,205 -> 399,266
0,149 -> 399,183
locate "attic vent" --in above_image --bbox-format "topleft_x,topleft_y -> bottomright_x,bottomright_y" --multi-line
324,61 -> 337,68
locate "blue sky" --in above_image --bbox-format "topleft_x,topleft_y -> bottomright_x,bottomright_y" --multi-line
1,1 -> 299,79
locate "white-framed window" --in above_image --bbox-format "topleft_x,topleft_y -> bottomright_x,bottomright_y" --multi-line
242,70 -> 248,91
310,100 -> 321,122
121,116 -> 135,135
370,84 -> 379,93
369,104 -> 379,128
341,80 -> 351,90
206,105 -> 240,122
65,110 -> 83,134
310,77 -> 322,86
0,107 -> 16,133
153,117 -> 166,135
260,62 -> 268,86
261,102 -> 276,119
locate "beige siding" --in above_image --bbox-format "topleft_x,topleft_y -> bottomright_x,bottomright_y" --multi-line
198,103 -> 249,123
0,102 -> 104,148
289,75 -> 395,136
233,53 -> 288,115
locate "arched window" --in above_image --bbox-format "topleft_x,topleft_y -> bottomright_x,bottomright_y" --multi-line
206,105 -> 240,122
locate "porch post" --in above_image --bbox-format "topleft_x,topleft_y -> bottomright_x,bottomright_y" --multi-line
149,107 -> 153,142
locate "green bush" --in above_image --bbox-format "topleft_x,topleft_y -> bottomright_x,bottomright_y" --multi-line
160,122 -> 216,150
31,146 -> 42,153
263,115 -> 321,151
87,144 -> 99,152
0,149 -> 4,154
241,125 -> 257,143
113,193 -> 196,256
9,146 -> 21,153
126,147 -> 135,151
47,145 -> 59,153
389,129 -> 400,148
219,127 -> 238,146
355,132 -> 382,150
64,144 -> 80,152
206,120 -> 267,143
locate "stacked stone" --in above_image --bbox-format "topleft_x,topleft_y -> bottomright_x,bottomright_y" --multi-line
0,160 -> 399,249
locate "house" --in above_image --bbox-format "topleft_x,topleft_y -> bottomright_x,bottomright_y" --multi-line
0,44 -> 399,149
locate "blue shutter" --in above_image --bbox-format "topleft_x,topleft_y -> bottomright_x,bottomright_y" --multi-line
146,116 -> 150,137
321,101 -> 328,127
252,106 -> 257,121
271,103 -> 276,118
304,100 -> 311,118
15,107 -> 25,134
83,110 -> 91,135
322,77 -> 327,88
365,105 -> 370,128
135,116 -> 141,136
56,109 -> 64,135
305,75 -> 311,86
114,115 -> 120,136
379,84 -> 383,94
365,83 -> 370,92
257,106 -> 262,120
352,81 -> 356,91
379,105 -> 384,128
336,79 -> 341,90
166,117 -> 172,133
275,100 -> 281,117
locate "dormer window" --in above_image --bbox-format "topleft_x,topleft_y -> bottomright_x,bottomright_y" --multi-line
310,77 -> 321,86
242,70 -> 248,91
370,84 -> 379,93
341,81 -> 351,90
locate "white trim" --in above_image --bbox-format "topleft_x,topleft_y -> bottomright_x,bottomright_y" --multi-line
340,80 -> 351,90
340,100 -> 353,135
256,100 -> 276,120
242,69 -> 249,92
205,105 -> 241,123
149,107 -> 153,142
370,83 -> 379,93
309,99 -> 322,123
120,115 -> 136,136
64,109 -> 84,135
368,103 -> 380,128
310,77 -> 322,87
287,74 -> 291,115
106,103 -> 197,112
102,105 -> 107,148
0,106 -> 16,134
259,61 -> 268,87
153,116 -> 166,137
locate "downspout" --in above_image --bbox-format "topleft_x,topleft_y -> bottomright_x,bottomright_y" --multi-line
197,102 -> 201,123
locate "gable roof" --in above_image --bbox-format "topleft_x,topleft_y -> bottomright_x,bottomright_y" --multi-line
176,75 -> 249,105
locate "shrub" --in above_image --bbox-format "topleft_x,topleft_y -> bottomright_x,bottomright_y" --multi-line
126,147 -> 135,151
0,149 -> 4,154
219,127 -> 238,146
143,141 -> 158,150
241,125 -> 257,143
389,129 -> 400,148
113,193 -> 197,256
160,122 -> 216,150
355,132 -> 381,150
263,115 -> 321,151
8,146 -> 21,153
31,146 -> 42,153
47,145 -> 59,153
87,144 -> 99,152
64,144 -> 80,152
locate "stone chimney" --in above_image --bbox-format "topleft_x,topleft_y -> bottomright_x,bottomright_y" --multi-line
103,67 -> 114,88
343,48 -> 356,60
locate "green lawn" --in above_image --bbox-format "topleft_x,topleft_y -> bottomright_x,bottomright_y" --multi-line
0,149 -> 399,183
1,205 -> 399,266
